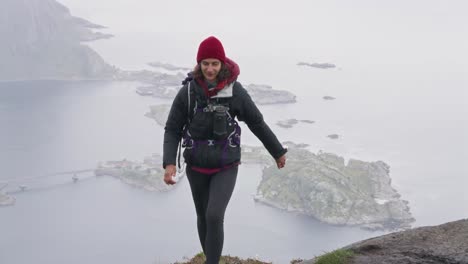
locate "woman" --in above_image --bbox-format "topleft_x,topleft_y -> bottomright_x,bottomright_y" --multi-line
163,36 -> 287,263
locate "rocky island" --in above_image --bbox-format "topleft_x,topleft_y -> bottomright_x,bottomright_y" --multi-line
0,0 -> 117,81
277,118 -> 315,128
145,104 -> 171,126
94,154 -> 184,192
253,142 -> 414,230
245,84 -> 296,104
0,192 -> 15,207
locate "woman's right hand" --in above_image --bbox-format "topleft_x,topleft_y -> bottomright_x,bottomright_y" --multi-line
164,164 -> 177,185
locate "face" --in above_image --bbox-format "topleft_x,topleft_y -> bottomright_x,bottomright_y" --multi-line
200,58 -> 222,82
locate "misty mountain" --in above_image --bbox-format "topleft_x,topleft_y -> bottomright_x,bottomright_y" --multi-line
0,0 -> 117,81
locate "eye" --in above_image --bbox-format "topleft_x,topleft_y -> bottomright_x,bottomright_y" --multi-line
202,61 -> 209,66
212,62 -> 220,67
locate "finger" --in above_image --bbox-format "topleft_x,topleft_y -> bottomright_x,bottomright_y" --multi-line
164,175 -> 176,185
165,179 -> 176,185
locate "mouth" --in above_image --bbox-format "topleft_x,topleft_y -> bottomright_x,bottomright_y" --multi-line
205,73 -> 215,79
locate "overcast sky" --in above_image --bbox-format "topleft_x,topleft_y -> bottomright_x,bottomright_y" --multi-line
57,0 -> 467,66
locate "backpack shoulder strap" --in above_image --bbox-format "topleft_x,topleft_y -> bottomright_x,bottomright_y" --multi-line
187,82 -> 191,121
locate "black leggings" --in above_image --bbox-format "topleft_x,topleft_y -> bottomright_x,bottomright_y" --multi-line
186,165 -> 238,264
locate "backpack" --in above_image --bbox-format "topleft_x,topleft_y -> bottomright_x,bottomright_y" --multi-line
178,81 -> 241,169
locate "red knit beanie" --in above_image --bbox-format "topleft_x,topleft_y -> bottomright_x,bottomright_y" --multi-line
196,36 -> 226,63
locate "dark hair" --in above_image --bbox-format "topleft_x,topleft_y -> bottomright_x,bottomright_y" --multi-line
192,62 -> 231,82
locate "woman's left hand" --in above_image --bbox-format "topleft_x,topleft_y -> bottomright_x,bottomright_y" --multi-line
276,154 -> 286,169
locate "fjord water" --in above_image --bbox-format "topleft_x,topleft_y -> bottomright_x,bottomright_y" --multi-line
0,80 -> 383,264
0,61 -> 466,263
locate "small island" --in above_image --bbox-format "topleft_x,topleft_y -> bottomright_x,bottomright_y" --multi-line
277,118 -> 315,128
252,142 -> 414,231
327,134 -> 339,139
148,61 -> 192,72
94,154 -> 183,192
115,70 -> 185,99
323,96 -> 336,100
0,192 -> 15,207
145,104 -> 171,126
245,84 -> 296,104
297,62 -> 337,69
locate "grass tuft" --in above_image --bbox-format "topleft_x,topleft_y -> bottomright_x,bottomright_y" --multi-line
174,252 -> 272,264
314,249 -> 354,264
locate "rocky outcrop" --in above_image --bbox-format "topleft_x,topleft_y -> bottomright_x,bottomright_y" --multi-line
300,219 -> 468,264
0,0 -> 117,80
254,142 -> 414,230
174,219 -> 468,263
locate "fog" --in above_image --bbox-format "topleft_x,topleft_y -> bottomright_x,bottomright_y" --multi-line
57,0 -> 468,93
1,0 -> 467,263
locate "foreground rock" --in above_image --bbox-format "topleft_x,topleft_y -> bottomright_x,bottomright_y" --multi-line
176,219 -> 468,264
0,192 -> 15,207
175,253 -> 271,264
254,142 -> 414,230
300,219 -> 468,264
94,154 -> 184,192
0,0 -> 117,81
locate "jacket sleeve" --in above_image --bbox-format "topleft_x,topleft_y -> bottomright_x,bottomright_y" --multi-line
163,85 -> 189,168
235,83 -> 287,160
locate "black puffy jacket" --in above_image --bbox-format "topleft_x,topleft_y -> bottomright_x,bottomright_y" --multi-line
163,79 -> 287,169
